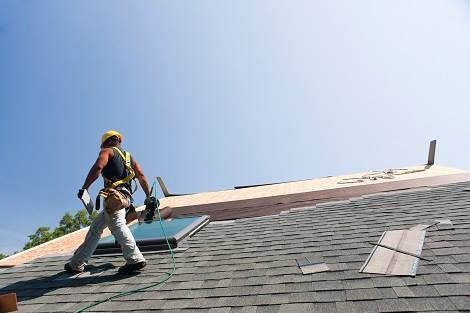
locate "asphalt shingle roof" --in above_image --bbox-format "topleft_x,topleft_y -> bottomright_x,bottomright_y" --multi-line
1,181 -> 470,312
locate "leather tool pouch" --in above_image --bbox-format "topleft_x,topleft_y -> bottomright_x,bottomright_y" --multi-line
102,188 -> 130,214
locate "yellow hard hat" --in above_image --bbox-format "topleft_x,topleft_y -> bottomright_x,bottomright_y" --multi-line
101,130 -> 123,145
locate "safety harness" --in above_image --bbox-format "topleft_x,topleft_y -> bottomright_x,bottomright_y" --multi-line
106,147 -> 135,189
96,147 -> 137,211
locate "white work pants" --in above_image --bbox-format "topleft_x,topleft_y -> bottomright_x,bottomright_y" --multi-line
69,209 -> 145,271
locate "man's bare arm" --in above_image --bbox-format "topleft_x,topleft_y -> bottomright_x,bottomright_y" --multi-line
133,160 -> 151,197
81,149 -> 111,190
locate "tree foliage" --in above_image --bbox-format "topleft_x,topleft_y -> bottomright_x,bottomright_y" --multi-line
23,209 -> 97,250
0,253 -> 6,260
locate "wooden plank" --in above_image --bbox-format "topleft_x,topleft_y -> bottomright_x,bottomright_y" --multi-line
0,293 -> 18,313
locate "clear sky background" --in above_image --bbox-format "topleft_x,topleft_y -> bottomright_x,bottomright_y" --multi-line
1,1 -> 469,254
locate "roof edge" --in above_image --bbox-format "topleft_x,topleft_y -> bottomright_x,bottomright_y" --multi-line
172,171 -> 470,220
0,227 -> 90,268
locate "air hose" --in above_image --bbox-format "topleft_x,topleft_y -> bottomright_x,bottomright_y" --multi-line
74,180 -> 177,313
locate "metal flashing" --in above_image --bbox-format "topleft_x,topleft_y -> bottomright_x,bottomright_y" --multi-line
436,219 -> 454,230
210,220 -> 236,225
296,257 -> 329,275
360,230 -> 426,276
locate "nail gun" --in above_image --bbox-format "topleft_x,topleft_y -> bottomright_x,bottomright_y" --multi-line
143,196 -> 159,221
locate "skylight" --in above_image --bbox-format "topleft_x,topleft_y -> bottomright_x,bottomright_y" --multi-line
94,215 -> 210,255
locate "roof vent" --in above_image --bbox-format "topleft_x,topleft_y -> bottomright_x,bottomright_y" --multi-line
296,257 -> 329,274
427,140 -> 436,166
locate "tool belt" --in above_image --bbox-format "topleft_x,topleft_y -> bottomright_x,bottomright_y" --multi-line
96,187 -> 130,214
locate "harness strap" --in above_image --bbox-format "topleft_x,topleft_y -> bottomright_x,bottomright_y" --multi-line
108,147 -> 136,189
95,147 -> 136,211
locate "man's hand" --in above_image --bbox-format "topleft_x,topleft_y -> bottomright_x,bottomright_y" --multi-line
144,196 -> 159,221
144,196 -> 158,207
77,188 -> 86,199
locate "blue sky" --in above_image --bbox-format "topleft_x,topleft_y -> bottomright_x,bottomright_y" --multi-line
1,1 -> 469,254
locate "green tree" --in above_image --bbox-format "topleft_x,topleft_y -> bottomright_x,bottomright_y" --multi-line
53,210 -> 97,237
23,226 -> 54,250
23,209 -> 97,250
0,253 -> 7,260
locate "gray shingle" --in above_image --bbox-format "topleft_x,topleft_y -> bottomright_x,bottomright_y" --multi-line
287,292 -> 315,303
214,296 -> 257,307
336,301 -> 359,313
343,279 -> 374,289
314,290 -> 346,302
3,181 -> 470,313
422,273 -> 454,284
392,286 -> 414,298
17,304 -> 45,313
346,288 -> 383,301
278,303 -> 314,313
229,307 -> 257,313
437,263 -> 462,273
311,281 -> 344,291
431,247 -> 465,256
165,309 -> 211,313
255,304 -> 281,313
377,288 -> 397,299
449,296 -> 470,310
448,272 -> 470,283
426,241 -> 454,249
208,308 -> 231,313
434,283 -> 470,296
407,297 -> 457,311
353,301 -> 381,313
254,294 -> 290,305
376,298 -> 410,312
371,277 -> 405,288
287,282 -> 313,292
406,285 -> 439,298
313,302 -> 337,313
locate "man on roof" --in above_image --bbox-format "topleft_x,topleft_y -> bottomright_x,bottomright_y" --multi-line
64,130 -> 154,274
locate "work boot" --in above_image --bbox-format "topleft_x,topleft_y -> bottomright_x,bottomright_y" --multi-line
118,261 -> 146,274
64,263 -> 83,274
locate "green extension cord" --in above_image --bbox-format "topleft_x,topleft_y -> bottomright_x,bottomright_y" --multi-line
74,181 -> 177,313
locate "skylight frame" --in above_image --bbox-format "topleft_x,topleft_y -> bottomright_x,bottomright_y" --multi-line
94,215 -> 210,255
